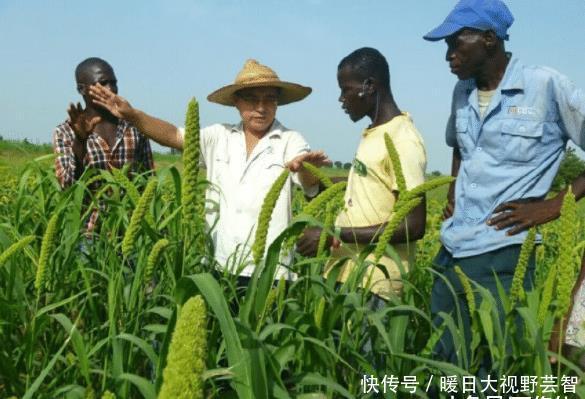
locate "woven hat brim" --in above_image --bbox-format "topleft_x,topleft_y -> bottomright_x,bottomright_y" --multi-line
207,80 -> 312,106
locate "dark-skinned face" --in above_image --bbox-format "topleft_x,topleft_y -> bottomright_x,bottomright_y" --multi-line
445,29 -> 489,81
337,65 -> 370,122
76,64 -> 118,104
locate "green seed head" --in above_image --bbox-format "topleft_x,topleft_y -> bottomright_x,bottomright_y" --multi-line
302,161 -> 333,188
510,228 -> 536,305
252,169 -> 290,265
454,265 -> 476,315
555,188 -> 579,316
159,295 -> 207,399
35,212 -> 60,295
373,196 -> 422,262
0,235 -> 35,266
122,179 -> 157,258
384,133 -> 406,193
144,238 -> 170,283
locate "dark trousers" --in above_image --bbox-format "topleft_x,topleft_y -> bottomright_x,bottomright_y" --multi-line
431,245 -> 536,368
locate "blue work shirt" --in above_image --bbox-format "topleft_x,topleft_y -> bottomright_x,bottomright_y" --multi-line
441,57 -> 585,258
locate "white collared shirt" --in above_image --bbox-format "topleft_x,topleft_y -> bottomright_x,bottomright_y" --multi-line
181,119 -> 314,278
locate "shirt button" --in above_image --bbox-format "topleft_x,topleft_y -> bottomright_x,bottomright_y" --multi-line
477,147 -> 482,151
464,217 -> 473,224
470,183 -> 477,189
518,125 -> 526,133
236,208 -> 242,214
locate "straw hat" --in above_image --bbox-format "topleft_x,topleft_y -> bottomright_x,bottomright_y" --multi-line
207,59 -> 312,106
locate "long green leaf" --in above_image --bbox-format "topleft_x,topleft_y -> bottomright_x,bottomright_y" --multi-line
117,333 -> 158,367
117,373 -> 156,399
176,274 -> 255,399
51,313 -> 90,384
23,333 -> 71,399
295,373 -> 353,399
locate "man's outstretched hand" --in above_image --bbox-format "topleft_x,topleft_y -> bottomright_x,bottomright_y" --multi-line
89,83 -> 133,120
285,150 -> 332,172
67,102 -> 101,140
487,197 -> 562,235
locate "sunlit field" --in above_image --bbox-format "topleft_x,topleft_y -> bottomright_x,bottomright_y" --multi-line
1,105 -> 585,399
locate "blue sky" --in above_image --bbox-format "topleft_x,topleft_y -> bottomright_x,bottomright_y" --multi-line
1,0 -> 584,173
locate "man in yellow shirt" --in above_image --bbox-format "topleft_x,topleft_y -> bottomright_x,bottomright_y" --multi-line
297,47 -> 427,301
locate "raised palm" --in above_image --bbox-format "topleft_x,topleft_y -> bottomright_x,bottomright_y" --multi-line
67,102 -> 101,140
89,83 -> 132,119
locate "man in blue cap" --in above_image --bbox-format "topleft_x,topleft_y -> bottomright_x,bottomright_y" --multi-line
424,0 -> 585,367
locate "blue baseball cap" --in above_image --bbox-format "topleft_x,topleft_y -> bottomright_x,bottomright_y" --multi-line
423,0 -> 514,42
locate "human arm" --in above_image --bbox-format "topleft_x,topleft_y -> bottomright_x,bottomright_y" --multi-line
297,132 -> 427,257
487,173 -> 585,235
488,76 -> 585,235
296,196 -> 426,257
88,83 -> 184,150
66,102 -> 102,163
330,176 -> 347,184
53,103 -> 103,188
283,131 -> 331,194
285,150 -> 332,187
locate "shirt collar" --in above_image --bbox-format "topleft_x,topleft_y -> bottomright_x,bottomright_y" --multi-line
499,56 -> 524,91
117,119 -> 130,135
362,112 -> 409,138
463,54 -> 524,94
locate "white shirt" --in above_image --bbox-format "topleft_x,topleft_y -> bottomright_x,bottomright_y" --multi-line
181,119 -> 315,278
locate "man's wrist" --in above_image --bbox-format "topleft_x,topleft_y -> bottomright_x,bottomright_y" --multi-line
67,121 -> 88,144
124,107 -> 139,124
553,192 -> 566,216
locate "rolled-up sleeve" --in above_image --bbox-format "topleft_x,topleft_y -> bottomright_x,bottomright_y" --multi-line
283,130 -> 310,163
555,75 -> 585,149
283,130 -> 319,196
178,125 -> 218,168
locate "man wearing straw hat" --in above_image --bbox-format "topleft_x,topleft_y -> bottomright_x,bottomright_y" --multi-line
89,59 -> 330,280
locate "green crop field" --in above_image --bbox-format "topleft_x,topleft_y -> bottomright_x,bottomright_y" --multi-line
0,118 -> 584,399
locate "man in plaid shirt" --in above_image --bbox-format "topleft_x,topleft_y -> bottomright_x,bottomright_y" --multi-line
53,58 -> 154,231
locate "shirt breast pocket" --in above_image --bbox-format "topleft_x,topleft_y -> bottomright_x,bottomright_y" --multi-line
255,153 -> 287,195
264,156 -> 286,180
500,120 -> 543,165
210,155 -> 230,188
455,118 -> 473,160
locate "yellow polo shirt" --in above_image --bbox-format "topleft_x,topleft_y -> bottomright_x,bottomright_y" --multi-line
329,113 -> 427,299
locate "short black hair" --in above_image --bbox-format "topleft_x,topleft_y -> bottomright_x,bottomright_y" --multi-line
338,47 -> 390,89
75,57 -> 113,82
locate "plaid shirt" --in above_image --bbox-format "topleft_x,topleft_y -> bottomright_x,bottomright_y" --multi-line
53,119 -> 154,232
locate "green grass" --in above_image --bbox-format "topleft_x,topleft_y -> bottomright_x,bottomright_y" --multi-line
3,138 -> 583,216
152,152 -> 182,169
1,138 -> 585,398
0,140 -> 53,171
